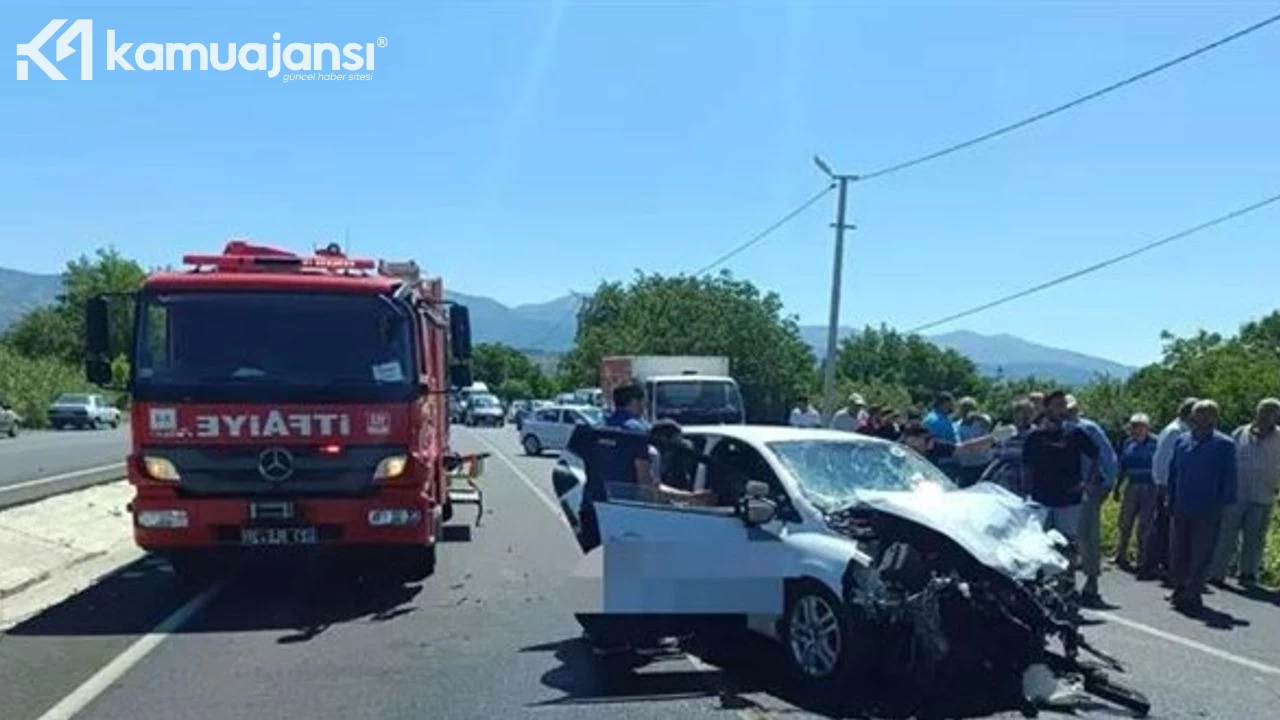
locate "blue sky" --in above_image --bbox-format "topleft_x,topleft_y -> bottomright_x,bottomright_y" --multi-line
2,0 -> 1278,366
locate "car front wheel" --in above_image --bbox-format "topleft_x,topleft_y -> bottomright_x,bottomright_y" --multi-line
780,581 -> 864,704
522,434 -> 542,456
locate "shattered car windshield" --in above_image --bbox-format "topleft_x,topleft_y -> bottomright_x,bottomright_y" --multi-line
767,439 -> 957,511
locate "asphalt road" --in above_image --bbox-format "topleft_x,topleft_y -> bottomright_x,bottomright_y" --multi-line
3,426 -> 1280,720
0,426 -> 130,507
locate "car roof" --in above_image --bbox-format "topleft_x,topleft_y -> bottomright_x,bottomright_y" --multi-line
544,404 -> 598,411
680,424 -> 894,447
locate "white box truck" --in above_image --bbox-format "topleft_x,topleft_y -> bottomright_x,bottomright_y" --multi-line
599,355 -> 745,424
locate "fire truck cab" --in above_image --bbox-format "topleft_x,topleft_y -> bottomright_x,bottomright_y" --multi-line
84,240 -> 475,582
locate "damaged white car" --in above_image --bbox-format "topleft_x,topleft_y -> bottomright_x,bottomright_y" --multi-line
553,425 -> 1150,717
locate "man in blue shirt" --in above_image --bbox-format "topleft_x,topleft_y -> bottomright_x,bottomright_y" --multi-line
600,383 -> 652,491
923,392 -> 959,479
1066,395 -> 1118,607
1167,400 -> 1237,613
1113,413 -> 1159,571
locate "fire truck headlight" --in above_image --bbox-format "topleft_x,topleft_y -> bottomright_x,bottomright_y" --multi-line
143,456 -> 181,482
137,509 -> 189,528
367,508 -> 421,526
373,455 -> 408,481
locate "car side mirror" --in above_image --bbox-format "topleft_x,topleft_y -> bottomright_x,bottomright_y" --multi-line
743,497 -> 777,527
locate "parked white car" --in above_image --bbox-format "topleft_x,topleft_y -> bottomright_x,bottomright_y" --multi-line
551,425 -> 1148,715
520,404 -> 602,456
48,393 -> 121,430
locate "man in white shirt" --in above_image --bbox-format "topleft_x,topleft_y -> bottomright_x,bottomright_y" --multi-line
789,395 -> 822,428
1210,398 -> 1280,587
830,393 -> 867,432
1141,397 -> 1197,579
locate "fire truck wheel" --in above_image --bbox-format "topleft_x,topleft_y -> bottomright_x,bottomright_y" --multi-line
398,545 -> 437,583
167,553 -> 221,587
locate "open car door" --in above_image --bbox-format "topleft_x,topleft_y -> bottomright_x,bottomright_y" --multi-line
558,425 -> 787,616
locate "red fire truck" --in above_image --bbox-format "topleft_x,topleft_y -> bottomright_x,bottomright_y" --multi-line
84,240 -> 477,582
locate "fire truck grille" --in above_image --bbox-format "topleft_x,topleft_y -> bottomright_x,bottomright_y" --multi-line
142,445 -> 408,497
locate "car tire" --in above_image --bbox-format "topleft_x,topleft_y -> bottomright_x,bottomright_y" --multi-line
6,425 -> 16,438
522,434 -> 542,456
780,580 -> 865,705
110,417 -> 120,429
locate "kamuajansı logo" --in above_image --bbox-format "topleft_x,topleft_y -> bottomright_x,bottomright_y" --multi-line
17,19 -> 381,82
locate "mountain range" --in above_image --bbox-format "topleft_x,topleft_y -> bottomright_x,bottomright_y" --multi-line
0,267 -> 1134,384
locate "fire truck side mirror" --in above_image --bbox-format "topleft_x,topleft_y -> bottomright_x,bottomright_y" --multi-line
449,305 -> 472,360
449,363 -> 473,391
85,296 -> 113,386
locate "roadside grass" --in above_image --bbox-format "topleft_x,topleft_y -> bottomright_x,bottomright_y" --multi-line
0,346 -> 99,429
1100,487 -> 1280,587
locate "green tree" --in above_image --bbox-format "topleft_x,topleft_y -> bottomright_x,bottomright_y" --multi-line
3,247 -> 146,365
471,342 -> 551,400
833,325 -> 986,404
559,271 -> 816,423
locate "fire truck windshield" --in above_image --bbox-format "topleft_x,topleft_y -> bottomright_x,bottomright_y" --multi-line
132,291 -> 417,403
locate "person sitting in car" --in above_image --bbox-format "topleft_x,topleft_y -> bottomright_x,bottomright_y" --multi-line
648,419 -> 716,506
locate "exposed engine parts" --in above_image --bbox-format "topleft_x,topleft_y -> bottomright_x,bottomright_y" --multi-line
828,506 -> 1151,718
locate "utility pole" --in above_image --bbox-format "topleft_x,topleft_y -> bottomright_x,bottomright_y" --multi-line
813,156 -> 857,424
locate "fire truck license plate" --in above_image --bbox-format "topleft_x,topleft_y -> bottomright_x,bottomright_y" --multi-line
240,527 -> 318,546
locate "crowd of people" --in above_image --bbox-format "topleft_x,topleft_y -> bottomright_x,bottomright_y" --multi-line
791,390 -> 1280,612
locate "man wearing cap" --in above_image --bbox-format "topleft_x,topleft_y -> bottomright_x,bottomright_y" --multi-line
1113,413 -> 1159,571
830,393 -> 868,432
1208,398 -> 1280,588
1065,394 -> 1118,606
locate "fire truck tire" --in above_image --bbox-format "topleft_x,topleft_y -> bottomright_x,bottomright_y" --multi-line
398,545 -> 437,582
168,553 -> 221,587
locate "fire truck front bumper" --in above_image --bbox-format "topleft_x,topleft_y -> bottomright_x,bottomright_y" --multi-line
128,486 -> 438,551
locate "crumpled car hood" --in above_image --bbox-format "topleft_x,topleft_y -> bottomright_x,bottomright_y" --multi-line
845,481 -> 1070,581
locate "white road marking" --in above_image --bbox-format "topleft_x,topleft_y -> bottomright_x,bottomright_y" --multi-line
1089,609 -> 1280,677
0,463 -> 126,494
36,581 -> 225,720
464,429 -> 566,518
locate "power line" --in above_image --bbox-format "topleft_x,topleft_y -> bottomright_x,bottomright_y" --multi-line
905,191 -> 1280,334
858,10 -> 1280,183
693,183 -> 836,276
